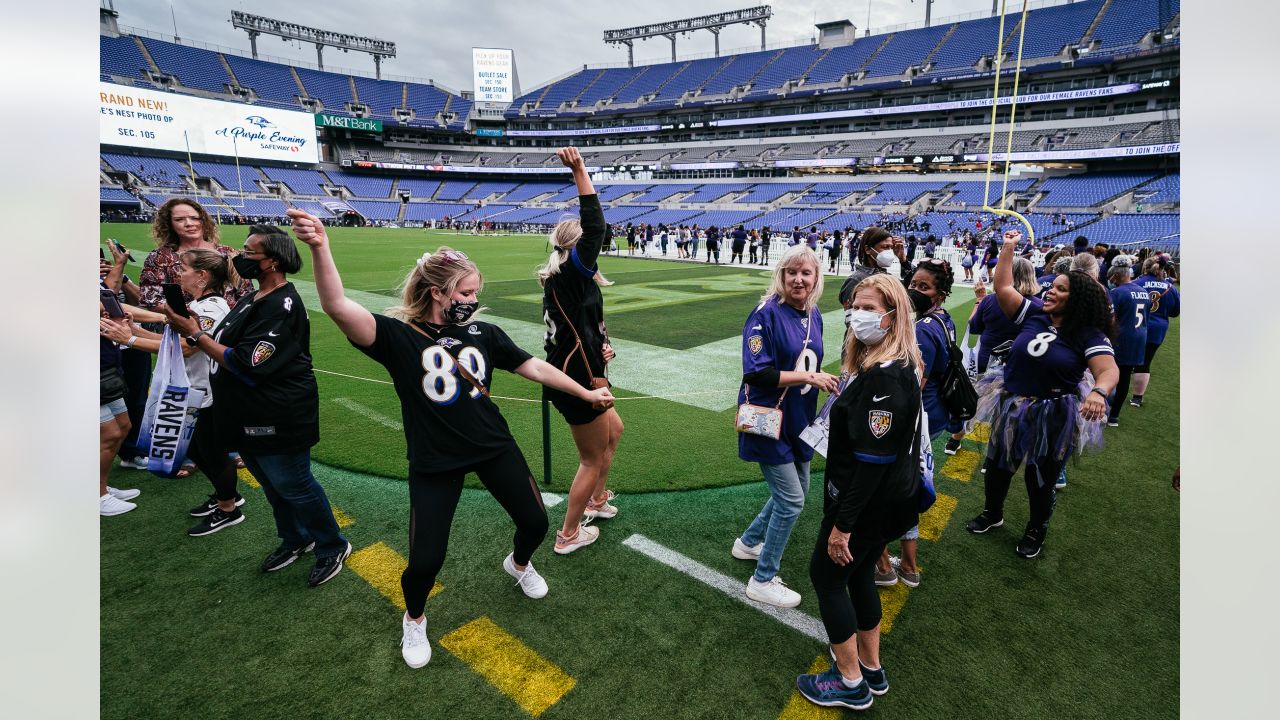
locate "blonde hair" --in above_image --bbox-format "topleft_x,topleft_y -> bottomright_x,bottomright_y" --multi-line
537,217 -> 612,287
1070,252 -> 1099,280
1012,257 -> 1040,296
1141,255 -> 1166,278
761,245 -> 824,312
388,246 -> 485,324
842,274 -> 923,375
178,248 -> 240,292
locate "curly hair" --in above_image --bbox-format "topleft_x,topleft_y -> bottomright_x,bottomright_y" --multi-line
912,257 -> 954,297
1058,271 -> 1116,341
151,198 -> 219,249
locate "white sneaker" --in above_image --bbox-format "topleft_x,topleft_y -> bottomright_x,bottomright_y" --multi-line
732,537 -> 763,560
401,614 -> 432,668
746,576 -> 801,608
503,553 -> 549,599
107,486 -> 141,501
553,525 -> 600,555
584,498 -> 619,520
100,493 -> 137,516
118,456 -> 149,470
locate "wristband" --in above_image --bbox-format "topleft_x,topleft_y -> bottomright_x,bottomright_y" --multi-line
126,336 -> 137,349
186,330 -> 207,347
1090,387 -> 1109,400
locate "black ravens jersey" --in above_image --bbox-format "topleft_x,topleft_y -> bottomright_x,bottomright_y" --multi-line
209,282 -> 319,453
355,314 -> 533,473
543,193 -> 606,383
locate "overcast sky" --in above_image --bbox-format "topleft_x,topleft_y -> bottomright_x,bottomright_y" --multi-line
109,0 -> 1029,92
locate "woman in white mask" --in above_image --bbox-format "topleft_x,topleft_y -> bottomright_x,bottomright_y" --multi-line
837,227 -> 915,352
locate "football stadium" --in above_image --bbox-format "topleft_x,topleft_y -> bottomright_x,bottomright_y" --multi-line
98,0 -> 1180,717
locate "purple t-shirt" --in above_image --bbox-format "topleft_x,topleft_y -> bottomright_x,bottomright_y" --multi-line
738,298 -> 823,464
968,294 -> 1022,372
1109,282 -> 1150,366
1003,296 -> 1114,398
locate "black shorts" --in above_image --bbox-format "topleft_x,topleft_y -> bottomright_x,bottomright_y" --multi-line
543,380 -> 608,426
1135,341 -> 1161,373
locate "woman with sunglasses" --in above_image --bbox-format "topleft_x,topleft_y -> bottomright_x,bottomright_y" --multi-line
289,208 -> 612,670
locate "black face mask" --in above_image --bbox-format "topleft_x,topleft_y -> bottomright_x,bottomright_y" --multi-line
232,253 -> 265,280
908,288 -> 934,317
445,300 -> 478,324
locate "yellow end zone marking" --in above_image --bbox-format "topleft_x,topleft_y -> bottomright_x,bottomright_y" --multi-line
966,421 -> 992,444
942,448 -> 982,483
918,493 -> 959,543
332,507 -> 355,528
348,542 -> 442,611
236,466 -> 259,489
778,655 -> 842,720
878,582 -> 911,634
440,616 -> 575,717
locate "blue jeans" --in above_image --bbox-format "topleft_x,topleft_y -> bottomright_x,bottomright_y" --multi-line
741,461 -> 810,583
241,450 -> 348,559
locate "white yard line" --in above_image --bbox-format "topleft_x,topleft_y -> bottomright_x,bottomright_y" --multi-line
332,397 -> 403,430
540,493 -> 564,508
621,533 -> 828,644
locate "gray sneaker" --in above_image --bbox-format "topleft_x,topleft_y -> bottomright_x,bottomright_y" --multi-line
895,567 -> 920,588
874,566 -> 898,587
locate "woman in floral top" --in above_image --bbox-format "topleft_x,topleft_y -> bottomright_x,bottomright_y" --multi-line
138,198 -> 253,310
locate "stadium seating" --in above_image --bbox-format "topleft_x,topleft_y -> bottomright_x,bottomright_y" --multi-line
1136,174 -> 1179,205
223,54 -> 302,108
629,185 -> 700,203
436,181 -> 478,201
868,181 -> 949,204
396,178 -> 442,198
1093,0 -> 1179,50
100,187 -> 139,204
353,77 -> 406,117
294,67 -> 355,112
577,67 -> 646,107
1037,172 -> 1156,207
102,153 -> 190,188
259,166 -> 331,196
736,184 -> 812,203
464,182 -> 520,200
943,179 -> 1035,207
349,200 -> 402,221
100,35 -> 151,81
501,183 -> 570,202
1071,212 -> 1179,246
289,200 -> 338,217
863,24 -> 952,79
404,82 -> 452,125
190,161 -> 263,193
140,37 -> 232,93
404,202 -> 474,222
681,184 -> 751,203
701,50 -> 779,95
324,171 -> 395,198
141,193 -> 239,216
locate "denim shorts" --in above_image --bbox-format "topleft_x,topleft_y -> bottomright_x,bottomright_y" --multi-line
100,398 -> 128,423
902,524 -> 920,541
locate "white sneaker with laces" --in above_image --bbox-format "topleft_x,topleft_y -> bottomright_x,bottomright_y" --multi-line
503,553 -> 549,599
107,486 -> 141,501
553,524 -> 600,555
401,613 -> 431,668
584,496 -> 619,520
118,456 -> 149,470
732,537 -> 763,560
746,575 -> 802,608
100,493 -> 137,516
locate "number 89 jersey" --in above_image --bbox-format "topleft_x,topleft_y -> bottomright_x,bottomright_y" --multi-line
738,297 -> 823,464
1003,297 -> 1113,399
354,314 -> 532,473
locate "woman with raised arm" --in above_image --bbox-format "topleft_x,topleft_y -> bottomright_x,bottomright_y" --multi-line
288,207 -> 612,670
964,230 -> 1119,559
538,147 -> 626,555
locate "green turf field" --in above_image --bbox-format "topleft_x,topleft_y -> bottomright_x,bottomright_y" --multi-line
101,224 -> 1179,719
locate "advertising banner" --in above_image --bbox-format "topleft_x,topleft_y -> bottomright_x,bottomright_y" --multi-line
473,48 -> 515,104
315,114 -> 383,133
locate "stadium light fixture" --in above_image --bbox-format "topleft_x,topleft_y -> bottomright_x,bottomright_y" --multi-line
230,11 -> 396,78
603,6 -> 772,66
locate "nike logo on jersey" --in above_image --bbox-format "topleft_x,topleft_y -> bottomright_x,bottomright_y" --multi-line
268,330 -> 279,337
751,325 -> 762,331
872,395 -> 891,402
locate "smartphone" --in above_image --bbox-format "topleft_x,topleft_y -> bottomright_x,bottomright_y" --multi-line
100,288 -> 126,318
110,239 -> 136,262
162,283 -> 191,317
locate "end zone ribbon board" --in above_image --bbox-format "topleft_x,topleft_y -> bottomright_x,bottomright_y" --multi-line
99,82 -> 319,163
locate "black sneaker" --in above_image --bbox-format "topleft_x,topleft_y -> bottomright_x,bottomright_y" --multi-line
261,541 -> 316,572
965,511 -> 1004,534
943,438 -> 963,455
187,507 -> 246,537
189,493 -> 246,517
1015,527 -> 1046,558
1129,395 -> 1143,408
308,541 -> 353,587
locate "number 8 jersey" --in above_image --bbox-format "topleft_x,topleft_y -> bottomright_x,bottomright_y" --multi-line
1003,296 -> 1114,399
354,314 -> 532,473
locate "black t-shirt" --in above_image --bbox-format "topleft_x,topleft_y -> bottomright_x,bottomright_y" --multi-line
543,193 -> 606,384
209,283 -> 319,453
354,314 -> 533,473
823,360 -> 921,546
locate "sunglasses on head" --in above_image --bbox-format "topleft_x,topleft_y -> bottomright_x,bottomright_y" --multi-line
439,250 -> 469,264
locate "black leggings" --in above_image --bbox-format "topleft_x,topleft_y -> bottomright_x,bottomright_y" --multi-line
982,454 -> 1064,534
809,518 -> 885,645
1135,341 -> 1161,374
1110,365 -> 1136,422
187,405 -> 237,502
402,446 -> 549,618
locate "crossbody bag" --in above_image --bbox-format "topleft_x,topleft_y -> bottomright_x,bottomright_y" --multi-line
736,306 -> 812,440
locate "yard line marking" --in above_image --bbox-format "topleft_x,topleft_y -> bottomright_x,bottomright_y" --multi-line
941,448 -> 982,483
966,421 -> 992,444
778,655 -> 842,720
621,533 -> 828,644
332,507 -> 355,529
878,582 -> 911,634
333,397 -> 403,429
918,493 -> 958,543
347,541 -> 442,612
236,466 -> 259,489
540,492 -> 564,508
439,616 -> 576,718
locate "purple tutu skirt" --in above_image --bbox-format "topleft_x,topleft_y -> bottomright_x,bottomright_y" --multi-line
968,370 -> 1104,476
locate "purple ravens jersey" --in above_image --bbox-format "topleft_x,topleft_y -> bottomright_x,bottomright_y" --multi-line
1109,282 -> 1151,366
739,298 -> 823,464
1003,297 -> 1114,398
969,294 -> 1021,372
1134,274 -> 1180,345
1036,273 -> 1056,298
916,311 -> 953,435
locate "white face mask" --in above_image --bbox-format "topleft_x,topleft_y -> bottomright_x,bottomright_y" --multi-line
848,309 -> 893,345
875,249 -> 897,269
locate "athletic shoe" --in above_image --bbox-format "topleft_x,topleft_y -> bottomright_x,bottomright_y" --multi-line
1015,527 -> 1046,559
503,553 -> 549,599
100,493 -> 136,517
308,541 -> 353,587
118,456 -> 149,470
1130,395 -> 1143,408
187,507 -> 245,537
893,559 -> 921,588
584,495 -> 618,520
401,614 -> 431,669
825,647 -> 890,697
261,541 -> 316,573
745,576 -> 801,608
796,667 -> 873,711
731,537 -> 763,560
553,525 -> 599,555
1055,469 -> 1068,490
965,511 -> 1004,534
189,493 -> 246,517
106,486 -> 140,501
943,438 -> 963,455
873,566 -> 898,587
